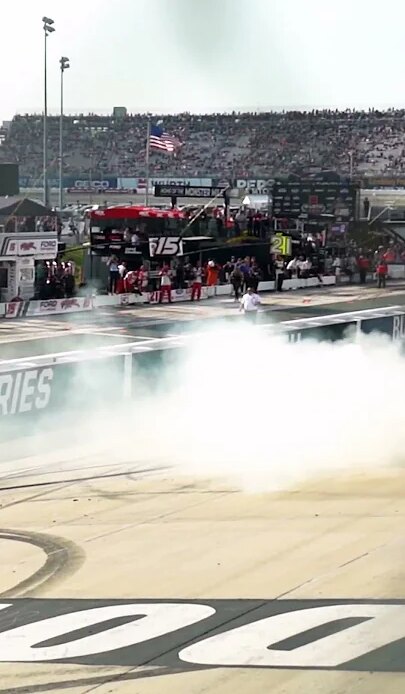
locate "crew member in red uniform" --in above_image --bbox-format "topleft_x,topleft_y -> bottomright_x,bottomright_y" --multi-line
191,264 -> 203,301
159,265 -> 172,303
376,259 -> 388,289
124,269 -> 138,293
137,265 -> 149,294
357,255 -> 370,284
116,261 -> 127,294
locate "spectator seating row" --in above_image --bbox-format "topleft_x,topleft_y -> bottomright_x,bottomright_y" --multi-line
2,109 -> 405,181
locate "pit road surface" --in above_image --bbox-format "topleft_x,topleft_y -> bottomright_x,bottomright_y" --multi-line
2,282 -> 405,360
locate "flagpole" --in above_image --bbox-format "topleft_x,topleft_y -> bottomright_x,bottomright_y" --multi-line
145,118 -> 151,206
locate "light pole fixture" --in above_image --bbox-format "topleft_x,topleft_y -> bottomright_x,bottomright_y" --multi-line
42,16 -> 55,207
59,56 -> 70,210
348,151 -> 354,179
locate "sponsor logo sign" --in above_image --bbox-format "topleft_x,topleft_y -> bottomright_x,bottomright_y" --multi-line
0,599 -> 404,671
4,239 -> 17,256
63,175 -> 118,190
60,298 -> 81,310
236,179 -> 271,195
18,240 -> 37,255
0,367 -> 54,416
39,239 -> 57,254
124,177 -> 212,190
149,237 -> 183,257
74,180 -> 110,190
154,177 -> 213,187
39,300 -> 58,313
26,297 -> 93,317
392,314 -> 405,340
360,314 -> 405,341
2,237 -> 58,259
57,297 -> 92,313
5,301 -> 24,318
154,185 -> 226,198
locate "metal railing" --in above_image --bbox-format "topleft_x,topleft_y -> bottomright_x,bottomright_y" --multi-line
0,305 -> 402,374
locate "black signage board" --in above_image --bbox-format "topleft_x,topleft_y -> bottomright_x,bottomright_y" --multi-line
272,180 -> 359,220
0,163 -> 19,196
154,185 -> 225,198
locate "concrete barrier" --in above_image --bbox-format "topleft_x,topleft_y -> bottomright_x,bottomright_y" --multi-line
1,305 -> 404,436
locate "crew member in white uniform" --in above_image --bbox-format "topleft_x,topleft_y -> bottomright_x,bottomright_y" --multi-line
191,264 -> 203,301
159,266 -> 172,303
239,287 -> 261,322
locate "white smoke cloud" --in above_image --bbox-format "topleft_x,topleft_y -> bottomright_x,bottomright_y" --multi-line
3,323 -> 405,493
128,325 -> 405,491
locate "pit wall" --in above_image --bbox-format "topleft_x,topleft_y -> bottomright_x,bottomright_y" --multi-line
0,276 -> 337,318
1,306 -> 405,437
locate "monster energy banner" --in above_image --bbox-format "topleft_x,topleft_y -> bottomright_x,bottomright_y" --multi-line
154,185 -> 226,198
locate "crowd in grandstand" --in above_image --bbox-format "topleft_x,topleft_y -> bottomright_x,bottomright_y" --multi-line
2,108 -> 405,180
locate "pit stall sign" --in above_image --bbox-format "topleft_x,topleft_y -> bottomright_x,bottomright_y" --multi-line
0,233 -> 58,301
271,233 -> 292,256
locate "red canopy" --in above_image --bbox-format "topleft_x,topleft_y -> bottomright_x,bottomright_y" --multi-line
90,205 -> 186,221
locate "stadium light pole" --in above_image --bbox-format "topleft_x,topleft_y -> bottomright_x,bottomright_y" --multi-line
42,17 -> 55,207
59,56 -> 70,210
348,151 -> 354,179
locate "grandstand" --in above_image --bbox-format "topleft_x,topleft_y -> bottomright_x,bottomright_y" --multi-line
1,109 -> 405,184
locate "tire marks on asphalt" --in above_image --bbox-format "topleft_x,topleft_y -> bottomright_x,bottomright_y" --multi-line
0,529 -> 85,599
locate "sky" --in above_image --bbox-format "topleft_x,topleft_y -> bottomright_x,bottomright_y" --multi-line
1,0 -> 405,122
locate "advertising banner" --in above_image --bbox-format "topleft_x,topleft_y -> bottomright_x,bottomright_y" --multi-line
117,177 -> 213,191
117,177 -> 138,190
64,176 -> 118,190
148,287 -> 209,304
287,321 -> 358,344
3,301 -> 26,318
359,315 -> 403,340
272,180 -> 359,220
3,307 -> 405,436
236,179 -> 271,195
154,185 -> 226,198
152,177 -> 212,187
0,354 -> 126,436
362,176 -> 405,188
0,236 -> 58,261
26,296 -> 93,317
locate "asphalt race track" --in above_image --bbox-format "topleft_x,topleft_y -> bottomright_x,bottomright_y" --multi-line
1,284 -> 405,692
2,441 -> 405,692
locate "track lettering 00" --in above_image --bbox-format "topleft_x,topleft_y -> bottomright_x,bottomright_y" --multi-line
0,599 -> 404,671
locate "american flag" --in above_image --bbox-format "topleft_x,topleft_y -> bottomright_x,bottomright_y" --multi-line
149,123 -> 180,153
